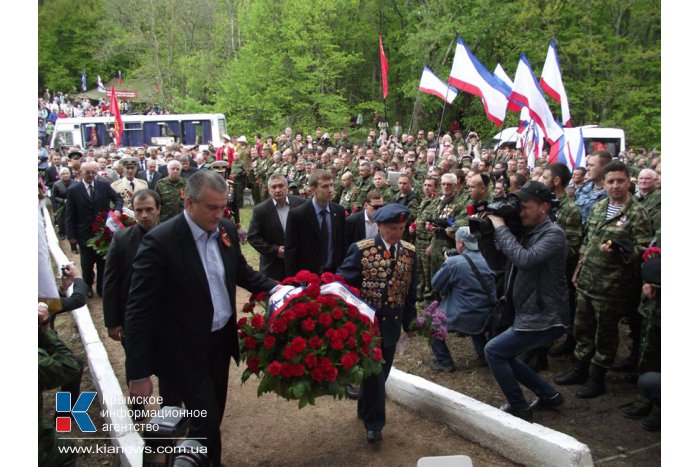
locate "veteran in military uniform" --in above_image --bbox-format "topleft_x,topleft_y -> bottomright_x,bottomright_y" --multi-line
154,160 -> 187,222
337,204 -> 417,445
111,157 -> 147,208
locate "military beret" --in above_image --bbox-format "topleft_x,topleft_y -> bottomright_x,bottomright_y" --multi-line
373,203 -> 410,224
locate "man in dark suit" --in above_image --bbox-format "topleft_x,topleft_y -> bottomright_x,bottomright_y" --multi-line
124,171 -> 278,466
137,159 -> 163,189
44,153 -> 64,190
285,169 -> 346,276
65,161 -> 123,298
344,190 -> 384,254
248,174 -> 305,280
337,204 -> 417,444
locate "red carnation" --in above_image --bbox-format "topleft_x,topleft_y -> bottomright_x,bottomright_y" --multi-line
237,330 -> 246,339
292,363 -> 306,377
263,336 -> 276,349
331,308 -> 343,320
305,282 -> 320,298
308,336 -> 324,349
346,337 -> 357,348
337,327 -> 349,341
270,318 -> 288,333
466,204 -> 475,215
301,317 -> 316,332
305,353 -> 318,368
237,317 -> 248,329
372,347 -> 383,362
345,322 -> 357,335
325,328 -> 338,340
291,337 -> 307,354
283,345 -> 296,361
307,302 -> 320,317
320,272 -> 336,284
318,312 -> 332,328
244,336 -> 257,350
280,363 -> 294,378
330,338 -> 344,350
361,331 -> 372,345
251,314 -> 265,330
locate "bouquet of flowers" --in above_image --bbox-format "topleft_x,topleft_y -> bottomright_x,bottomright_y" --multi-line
410,300 -> 448,347
87,210 -> 136,257
238,271 -> 384,408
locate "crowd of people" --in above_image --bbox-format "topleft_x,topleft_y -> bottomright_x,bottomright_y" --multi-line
38,118 -> 661,465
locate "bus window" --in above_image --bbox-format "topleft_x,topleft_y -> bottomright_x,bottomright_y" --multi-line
123,122 -> 144,147
218,118 -> 227,141
54,131 -> 74,148
584,139 -> 621,157
183,120 -> 213,145
143,122 -> 180,145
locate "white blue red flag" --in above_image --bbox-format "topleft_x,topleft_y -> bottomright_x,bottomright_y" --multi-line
81,70 -> 87,92
97,75 -> 105,92
418,67 -> 458,104
448,37 -> 510,126
560,127 -> 585,170
540,39 -> 571,127
510,54 -> 564,146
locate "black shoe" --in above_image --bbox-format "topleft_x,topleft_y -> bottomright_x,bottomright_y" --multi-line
642,408 -> 660,431
622,399 -> 653,419
346,385 -> 359,400
530,392 -> 564,411
610,355 -> 638,372
554,360 -> 589,385
499,403 -> 533,422
429,361 -> 455,372
86,289 -> 94,299
549,335 -> 576,357
576,365 -> 607,399
366,430 -> 382,443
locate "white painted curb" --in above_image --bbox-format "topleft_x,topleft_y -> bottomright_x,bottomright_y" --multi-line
386,368 -> 593,467
42,206 -> 143,467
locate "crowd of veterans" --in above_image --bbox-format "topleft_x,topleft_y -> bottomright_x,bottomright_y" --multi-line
38,117 -> 661,463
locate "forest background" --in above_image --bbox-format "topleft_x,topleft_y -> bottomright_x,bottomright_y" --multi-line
38,0 -> 660,148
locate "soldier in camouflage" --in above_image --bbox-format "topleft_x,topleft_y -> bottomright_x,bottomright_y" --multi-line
338,171 -> 358,212
352,162 -> 374,210
154,160 -> 187,222
555,161 -> 652,399
372,171 -> 396,202
575,150 -> 612,226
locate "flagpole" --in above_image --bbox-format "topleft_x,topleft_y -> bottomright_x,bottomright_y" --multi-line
407,91 -> 419,135
436,99 -> 448,142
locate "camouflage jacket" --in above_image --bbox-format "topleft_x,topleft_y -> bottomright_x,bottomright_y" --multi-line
155,177 -> 187,222
352,175 -> 374,209
636,188 -> 661,238
555,194 -> 583,265
339,185 -> 359,211
415,195 -> 438,240
577,196 -> 653,301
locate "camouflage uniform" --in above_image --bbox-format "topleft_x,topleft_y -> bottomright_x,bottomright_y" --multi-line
253,157 -> 273,202
427,195 -> 464,292
394,191 -> 420,243
413,195 -> 437,300
352,175 -> 374,210
339,185 -> 359,212
376,185 -> 396,203
39,330 -> 82,467
230,160 -> 248,208
574,197 -> 653,368
289,169 -> 307,196
636,188 -> 661,238
155,176 -> 187,222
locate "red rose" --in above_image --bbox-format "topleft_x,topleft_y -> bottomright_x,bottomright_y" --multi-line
361,331 -> 372,345
331,308 -> 343,320
292,363 -> 306,377
263,336 -> 276,349
291,337 -> 307,354
346,306 -> 358,319
308,336 -> 324,349
330,338 -> 344,350
251,314 -> 265,330
324,328 -> 338,340
361,345 -> 370,355
246,356 -> 260,373
307,302 -> 320,317
318,312 -> 332,327
305,353 -> 318,368
345,322 -> 357,335
237,330 -> 246,339
294,303 -> 309,319
283,345 -> 296,361
237,317 -> 248,329
244,336 -> 257,350
267,361 -> 282,376
301,317 -> 316,332
372,347 -> 383,361
340,353 -> 356,370
346,337 -> 357,348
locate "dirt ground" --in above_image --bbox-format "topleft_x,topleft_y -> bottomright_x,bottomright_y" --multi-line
49,212 -> 660,466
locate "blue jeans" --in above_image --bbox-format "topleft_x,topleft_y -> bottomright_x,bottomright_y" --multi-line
431,332 -> 487,365
484,326 -> 565,411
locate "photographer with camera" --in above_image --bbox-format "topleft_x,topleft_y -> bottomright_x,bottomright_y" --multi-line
429,228 -> 496,372
483,181 -> 569,422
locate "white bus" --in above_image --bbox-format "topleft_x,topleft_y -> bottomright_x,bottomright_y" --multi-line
50,113 -> 228,149
488,125 -> 626,156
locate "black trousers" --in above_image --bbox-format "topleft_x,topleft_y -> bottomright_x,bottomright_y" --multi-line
177,318 -> 235,467
357,344 -> 396,432
78,242 -> 105,294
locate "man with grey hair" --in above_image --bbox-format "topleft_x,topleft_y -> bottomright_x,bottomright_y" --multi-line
429,227 -> 496,371
248,174 -> 306,280
125,170 -> 278,466
155,160 -> 186,222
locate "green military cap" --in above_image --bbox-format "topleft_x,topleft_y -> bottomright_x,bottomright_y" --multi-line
210,161 -> 228,172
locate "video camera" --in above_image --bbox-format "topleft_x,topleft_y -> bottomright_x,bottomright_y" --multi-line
468,197 -> 523,237
143,406 -> 209,467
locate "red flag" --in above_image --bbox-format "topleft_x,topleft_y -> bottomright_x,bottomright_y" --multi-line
109,83 -> 123,147
379,35 -> 389,99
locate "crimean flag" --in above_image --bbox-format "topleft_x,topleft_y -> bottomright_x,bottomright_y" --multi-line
116,70 -> 123,85
418,67 -> 458,104
109,83 -> 124,147
97,75 -> 105,92
448,37 -> 510,126
379,35 -> 389,99
540,39 -> 571,127
81,70 -> 87,92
